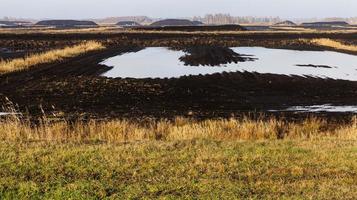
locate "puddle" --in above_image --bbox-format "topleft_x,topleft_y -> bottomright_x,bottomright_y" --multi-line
100,47 -> 357,80
0,48 -> 13,53
0,112 -> 18,116
101,47 -> 251,79
271,104 -> 357,113
295,64 -> 336,69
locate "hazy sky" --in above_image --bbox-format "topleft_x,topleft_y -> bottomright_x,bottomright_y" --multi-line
1,0 -> 356,19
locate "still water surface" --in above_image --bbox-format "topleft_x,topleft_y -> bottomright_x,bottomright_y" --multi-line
269,105 -> 357,113
101,47 -> 357,80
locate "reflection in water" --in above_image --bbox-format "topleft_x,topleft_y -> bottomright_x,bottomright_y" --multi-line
101,47 -> 357,80
0,48 -> 10,53
271,105 -> 357,113
101,47 -> 245,78
295,64 -> 335,69
179,46 -> 257,66
0,112 -> 18,116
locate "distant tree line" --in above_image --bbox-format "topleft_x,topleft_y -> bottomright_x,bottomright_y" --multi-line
191,14 -> 357,25
192,14 -> 281,25
2,15 -> 357,25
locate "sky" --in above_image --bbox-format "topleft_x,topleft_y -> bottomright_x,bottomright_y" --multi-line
1,0 -> 356,19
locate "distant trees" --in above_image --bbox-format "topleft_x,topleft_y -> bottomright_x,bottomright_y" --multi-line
192,14 -> 281,25
191,14 -> 357,25
325,17 -> 357,24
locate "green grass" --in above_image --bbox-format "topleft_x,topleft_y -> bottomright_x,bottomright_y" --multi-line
0,139 -> 355,199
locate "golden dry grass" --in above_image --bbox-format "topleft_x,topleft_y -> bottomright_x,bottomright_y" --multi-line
1,115 -> 356,143
0,41 -> 105,74
311,38 -> 357,52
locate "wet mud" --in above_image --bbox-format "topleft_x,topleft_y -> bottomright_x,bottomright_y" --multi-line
1,31 -> 357,121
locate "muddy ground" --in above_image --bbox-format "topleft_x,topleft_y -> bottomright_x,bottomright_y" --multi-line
1,31 -> 357,121
177,46 -> 257,66
131,24 -> 247,32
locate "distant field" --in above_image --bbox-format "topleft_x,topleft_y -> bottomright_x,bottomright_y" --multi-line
2,26 -> 357,35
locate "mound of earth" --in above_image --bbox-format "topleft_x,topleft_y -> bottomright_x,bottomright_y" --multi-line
0,21 -> 16,26
274,21 -> 297,26
179,46 -> 257,66
36,20 -> 98,27
0,21 -> 31,27
117,21 -> 141,27
301,21 -> 349,27
150,19 -> 203,27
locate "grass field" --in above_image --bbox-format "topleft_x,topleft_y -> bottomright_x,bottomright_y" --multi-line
0,138 -> 355,199
0,116 -> 356,199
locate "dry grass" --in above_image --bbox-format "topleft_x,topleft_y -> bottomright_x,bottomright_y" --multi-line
311,38 -> 357,52
0,41 -> 105,74
0,107 -> 355,198
1,114 -> 356,143
0,115 -> 356,199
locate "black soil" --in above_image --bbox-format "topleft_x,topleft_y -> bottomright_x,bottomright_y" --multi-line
178,46 -> 257,66
301,21 -> 350,27
296,64 -> 335,69
1,32 -> 357,121
36,20 -> 98,27
133,24 -> 247,32
274,21 -> 297,26
150,19 -> 203,26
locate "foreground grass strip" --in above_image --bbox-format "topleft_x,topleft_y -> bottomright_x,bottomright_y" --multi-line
0,41 -> 105,74
0,139 -> 355,199
0,116 -> 356,198
312,38 -> 357,52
